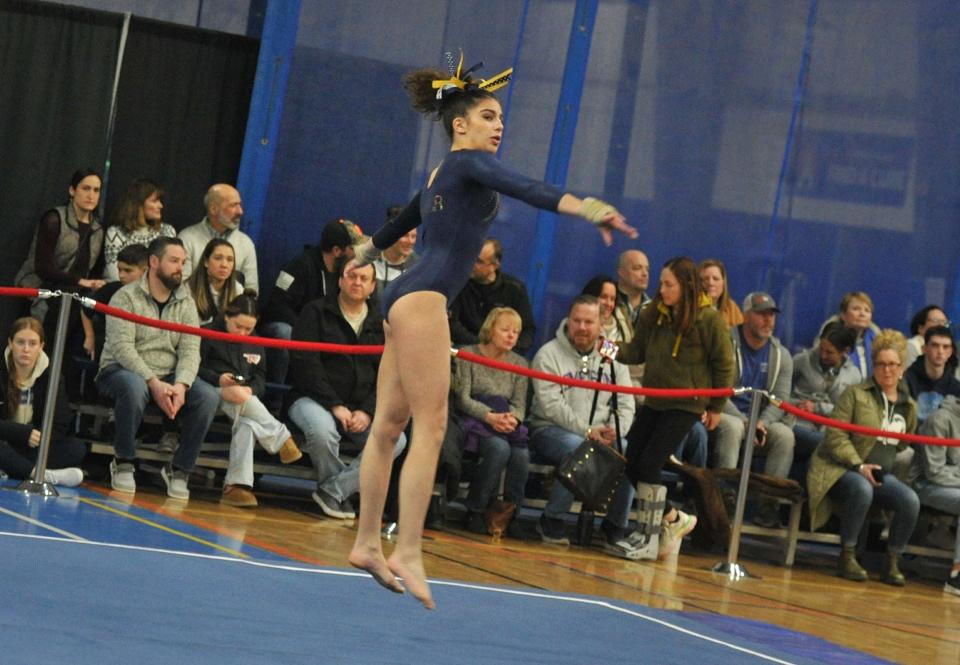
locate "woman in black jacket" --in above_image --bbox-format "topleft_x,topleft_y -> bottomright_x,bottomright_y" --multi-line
0,317 -> 86,485
198,293 -> 301,507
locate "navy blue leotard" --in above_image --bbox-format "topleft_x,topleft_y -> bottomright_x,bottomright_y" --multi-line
373,150 -> 564,318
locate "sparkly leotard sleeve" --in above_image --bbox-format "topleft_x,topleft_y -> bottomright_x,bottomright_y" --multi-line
375,150 -> 564,318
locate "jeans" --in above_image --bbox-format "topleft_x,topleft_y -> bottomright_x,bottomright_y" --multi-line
261,321 -> 292,384
96,364 -> 220,473
288,397 -> 407,501
0,436 -> 87,479
464,435 -> 530,512
675,421 -> 708,468
220,395 -> 292,487
791,425 -> 824,483
827,471 -> 920,551
913,478 -> 960,562
529,425 -> 634,528
713,413 -> 795,479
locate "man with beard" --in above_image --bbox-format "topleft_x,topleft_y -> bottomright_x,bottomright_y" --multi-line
179,184 -> 258,293
97,237 -> 220,500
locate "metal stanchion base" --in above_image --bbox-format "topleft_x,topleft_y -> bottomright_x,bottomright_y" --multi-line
711,561 -> 759,580
10,479 -> 59,497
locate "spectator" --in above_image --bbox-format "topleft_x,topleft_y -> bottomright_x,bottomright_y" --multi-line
807,329 -> 919,585
815,291 -> 881,378
528,295 -> 638,558
790,322 -> 861,476
186,238 -> 243,324
15,167 -> 106,320
909,394 -> 960,596
713,292 -> 795,528
261,218 -> 364,382
0,317 -> 85,486
453,307 -> 529,537
79,243 -> 149,363
103,178 -> 175,281
905,305 -> 950,369
197,293 -> 302,507
614,249 -> 651,333
904,325 -> 960,422
449,238 -> 536,355
372,205 -> 418,298
179,184 -> 258,293
581,275 -> 628,342
96,237 -> 220,500
699,258 -> 743,328
286,258 -> 406,519
616,256 -> 734,558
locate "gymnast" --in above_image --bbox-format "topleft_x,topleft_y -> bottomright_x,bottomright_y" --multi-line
346,53 -> 637,609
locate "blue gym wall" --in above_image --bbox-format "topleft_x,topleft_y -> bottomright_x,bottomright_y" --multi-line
60,0 -> 960,352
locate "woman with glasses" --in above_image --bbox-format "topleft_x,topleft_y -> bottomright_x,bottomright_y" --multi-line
807,329 -> 920,585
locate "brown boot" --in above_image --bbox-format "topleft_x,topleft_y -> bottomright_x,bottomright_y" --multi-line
838,546 -> 867,581
221,484 -> 258,508
484,500 -> 517,536
882,550 -> 906,586
278,437 -> 303,464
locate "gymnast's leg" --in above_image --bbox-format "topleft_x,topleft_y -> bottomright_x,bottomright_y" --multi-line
349,319 -> 411,594
384,292 -> 450,608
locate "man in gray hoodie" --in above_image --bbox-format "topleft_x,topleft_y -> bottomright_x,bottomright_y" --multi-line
713,292 -> 795,527
528,295 -> 637,557
97,237 -> 220,500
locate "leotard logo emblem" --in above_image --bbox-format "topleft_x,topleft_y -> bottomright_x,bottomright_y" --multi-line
432,195 -> 444,211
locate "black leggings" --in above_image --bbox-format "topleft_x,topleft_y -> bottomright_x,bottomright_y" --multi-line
625,407 -> 701,485
0,436 -> 87,479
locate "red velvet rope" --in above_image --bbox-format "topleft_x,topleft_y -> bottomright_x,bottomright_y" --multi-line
2,287 -> 958,447
454,349 -> 734,399
92,301 -> 384,354
778,400 -> 960,447
0,287 -> 40,298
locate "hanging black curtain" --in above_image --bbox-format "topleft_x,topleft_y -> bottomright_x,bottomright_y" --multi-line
105,17 -> 258,230
0,0 -> 121,328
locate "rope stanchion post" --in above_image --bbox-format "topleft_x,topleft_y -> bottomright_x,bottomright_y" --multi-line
16,293 -> 73,497
712,389 -> 764,581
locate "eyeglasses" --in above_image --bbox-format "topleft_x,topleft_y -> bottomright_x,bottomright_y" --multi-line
874,362 -> 902,370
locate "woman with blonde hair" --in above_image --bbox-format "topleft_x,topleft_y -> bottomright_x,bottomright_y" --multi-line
807,329 -> 919,585
452,307 -> 529,537
698,258 -> 743,328
103,178 -> 175,280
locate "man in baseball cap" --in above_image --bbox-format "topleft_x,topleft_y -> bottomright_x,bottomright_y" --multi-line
713,290 -> 795,528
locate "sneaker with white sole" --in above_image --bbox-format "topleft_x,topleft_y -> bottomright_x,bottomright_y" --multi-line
110,459 -> 136,494
157,432 -> 179,454
44,467 -> 84,487
536,516 -> 570,546
659,510 -> 697,558
945,571 -> 960,597
161,465 -> 190,501
312,489 -> 356,519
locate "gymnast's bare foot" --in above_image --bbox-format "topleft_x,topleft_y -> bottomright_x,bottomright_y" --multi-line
388,550 -> 434,610
349,545 -> 405,594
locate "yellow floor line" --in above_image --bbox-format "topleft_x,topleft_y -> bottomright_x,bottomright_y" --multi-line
79,497 -> 249,559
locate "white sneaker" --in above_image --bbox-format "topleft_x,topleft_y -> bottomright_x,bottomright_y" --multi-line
110,459 -> 136,494
161,466 -> 190,501
659,510 -> 697,558
44,467 -> 84,487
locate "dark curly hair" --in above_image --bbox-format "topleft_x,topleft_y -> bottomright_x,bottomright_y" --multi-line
403,68 -> 500,140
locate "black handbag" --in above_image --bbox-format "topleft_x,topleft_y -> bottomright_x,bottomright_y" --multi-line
555,358 -> 626,513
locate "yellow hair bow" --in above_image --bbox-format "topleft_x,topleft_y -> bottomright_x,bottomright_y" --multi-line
432,51 -> 513,99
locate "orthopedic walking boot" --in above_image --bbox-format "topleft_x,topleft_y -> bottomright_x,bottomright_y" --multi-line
838,546 -> 868,582
882,550 -> 906,587
616,483 -> 666,561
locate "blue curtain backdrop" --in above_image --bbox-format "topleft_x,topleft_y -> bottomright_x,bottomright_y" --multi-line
20,0 -> 960,353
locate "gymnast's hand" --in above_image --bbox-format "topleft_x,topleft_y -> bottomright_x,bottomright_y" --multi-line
560,195 -> 638,246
